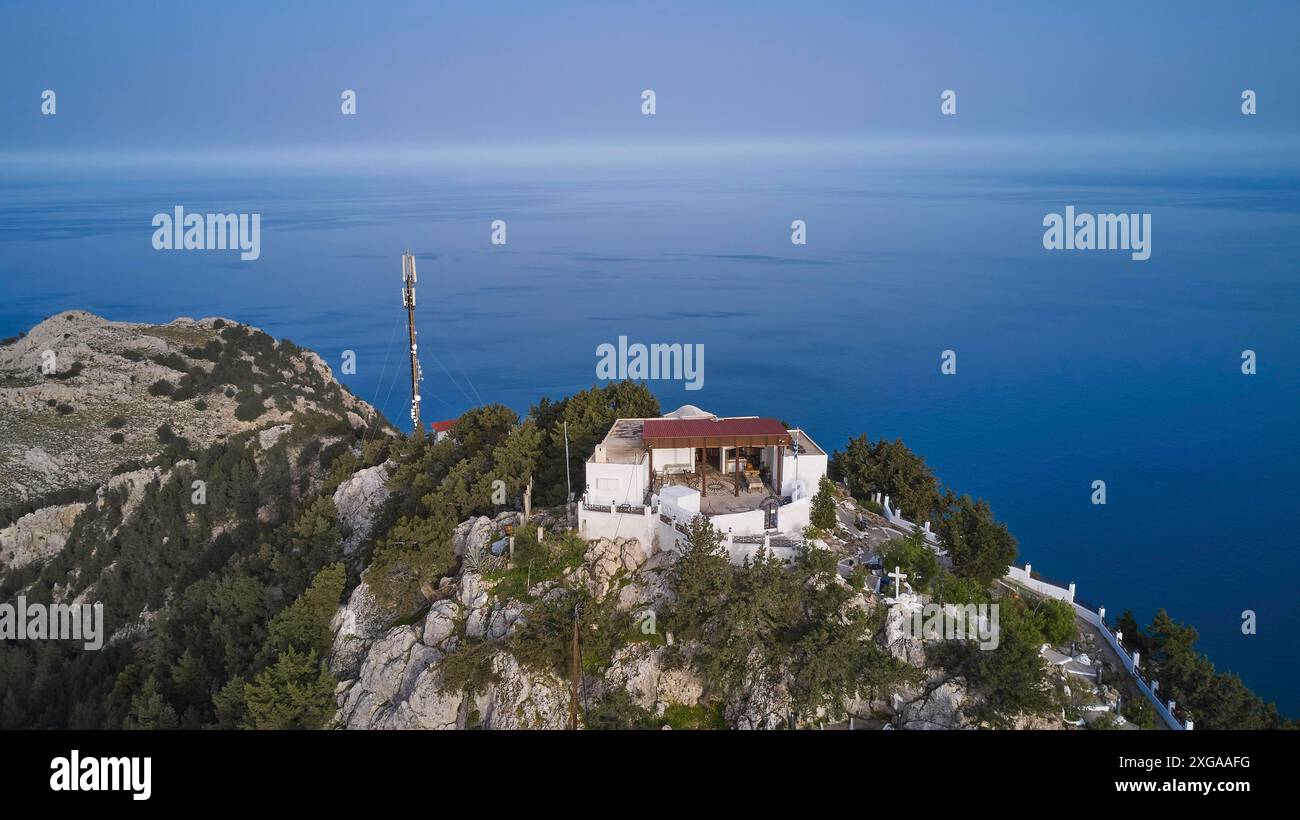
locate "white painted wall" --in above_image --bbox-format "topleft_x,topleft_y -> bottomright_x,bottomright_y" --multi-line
657,485 -> 701,521
650,446 -> 694,472
781,453 -> 827,499
709,507 -> 766,536
578,505 -> 655,550
584,459 -> 648,507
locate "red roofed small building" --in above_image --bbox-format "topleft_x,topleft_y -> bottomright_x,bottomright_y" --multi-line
578,405 -> 828,562
429,419 -> 457,442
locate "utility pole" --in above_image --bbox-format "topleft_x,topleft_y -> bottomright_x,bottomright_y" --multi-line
569,603 -> 581,730
401,251 -> 423,436
563,420 -> 572,502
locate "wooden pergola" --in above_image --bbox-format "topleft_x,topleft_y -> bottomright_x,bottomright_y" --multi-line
642,418 -> 791,497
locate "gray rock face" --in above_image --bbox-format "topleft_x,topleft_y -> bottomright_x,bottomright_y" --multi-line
337,623 -> 569,730
486,600 -> 526,641
458,572 -> 487,610
332,462 -> 393,556
421,599 -> 461,648
725,652 -> 793,730
615,550 -> 675,612
896,679 -> 967,730
329,579 -> 391,679
467,652 -> 569,730
568,537 -> 649,599
337,623 -> 446,730
102,466 -> 164,525
257,424 -> 293,452
604,643 -> 705,715
884,601 -> 928,667
0,502 -> 87,572
451,516 -> 496,558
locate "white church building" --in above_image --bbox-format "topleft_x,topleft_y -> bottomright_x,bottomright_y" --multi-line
577,405 -> 829,563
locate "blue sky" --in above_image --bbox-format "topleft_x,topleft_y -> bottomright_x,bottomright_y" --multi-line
2,0 -> 1298,159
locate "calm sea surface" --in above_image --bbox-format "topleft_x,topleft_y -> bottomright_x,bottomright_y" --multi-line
2,154 -> 1297,713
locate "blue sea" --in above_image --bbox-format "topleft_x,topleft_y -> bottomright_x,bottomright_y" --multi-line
2,145 -> 1297,714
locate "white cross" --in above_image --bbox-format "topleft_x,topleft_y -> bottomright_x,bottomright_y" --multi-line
888,565 -> 908,598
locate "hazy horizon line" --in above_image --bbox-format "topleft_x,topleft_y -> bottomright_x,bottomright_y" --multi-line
3,132 -> 1298,176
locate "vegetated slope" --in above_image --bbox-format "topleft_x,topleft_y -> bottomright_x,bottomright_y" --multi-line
0,310 -> 379,510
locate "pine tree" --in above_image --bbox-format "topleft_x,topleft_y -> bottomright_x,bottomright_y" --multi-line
242,649 -> 335,730
811,476 -> 837,530
264,563 -> 347,658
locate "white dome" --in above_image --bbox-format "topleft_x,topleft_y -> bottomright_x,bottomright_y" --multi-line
663,404 -> 715,419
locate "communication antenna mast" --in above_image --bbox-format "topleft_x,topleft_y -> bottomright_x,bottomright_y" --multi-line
401,251 -> 423,436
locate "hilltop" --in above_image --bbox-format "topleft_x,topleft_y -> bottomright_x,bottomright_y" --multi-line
0,311 -> 383,509
0,313 -> 1287,732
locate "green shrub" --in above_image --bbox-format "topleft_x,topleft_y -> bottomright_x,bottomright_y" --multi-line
849,565 -> 868,591
50,361 -> 83,380
235,398 -> 264,421
151,352 -> 189,372
106,415 -> 127,429
147,379 -> 174,397
55,403 -> 74,415
109,432 -> 125,444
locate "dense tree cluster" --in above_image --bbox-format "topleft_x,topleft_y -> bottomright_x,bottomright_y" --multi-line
661,516 -> 921,725
1114,609 -> 1293,730
830,434 -> 940,524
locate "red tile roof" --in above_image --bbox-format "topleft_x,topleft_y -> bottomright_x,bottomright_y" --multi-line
429,420 -> 458,433
642,417 -> 790,447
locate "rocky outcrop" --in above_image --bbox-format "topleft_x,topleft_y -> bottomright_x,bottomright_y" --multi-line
257,424 -> 293,452
329,579 -> 393,679
421,599 -> 461,648
895,679 -> 967,730
332,461 -> 393,556
0,502 -> 87,572
451,515 -> 499,558
603,643 -> 705,714
566,536 -> 648,599
334,585 -> 567,730
329,507 -> 996,731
